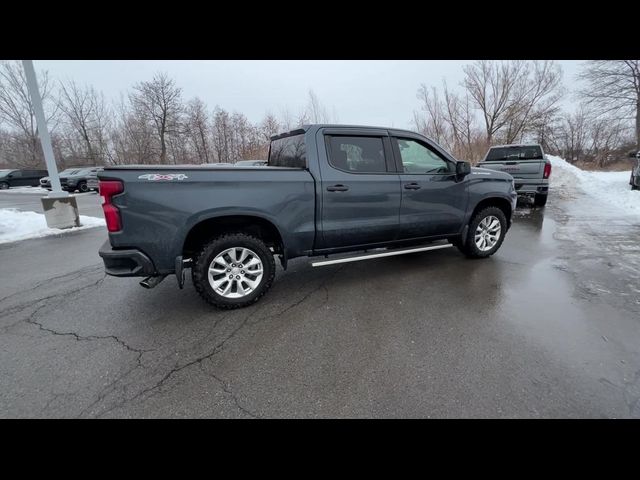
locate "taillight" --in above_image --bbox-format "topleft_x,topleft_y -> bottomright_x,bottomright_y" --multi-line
543,162 -> 552,179
99,180 -> 124,232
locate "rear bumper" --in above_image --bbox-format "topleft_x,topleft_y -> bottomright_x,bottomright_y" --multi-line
515,182 -> 549,196
99,240 -> 156,277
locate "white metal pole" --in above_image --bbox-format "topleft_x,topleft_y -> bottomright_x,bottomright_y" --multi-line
22,60 -> 68,198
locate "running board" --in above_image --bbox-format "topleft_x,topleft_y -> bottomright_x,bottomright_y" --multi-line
311,243 -> 452,267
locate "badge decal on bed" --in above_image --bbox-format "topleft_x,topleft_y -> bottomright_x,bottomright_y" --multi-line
138,173 -> 189,181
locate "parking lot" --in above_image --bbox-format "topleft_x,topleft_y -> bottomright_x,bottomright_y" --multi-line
1,185 -> 640,418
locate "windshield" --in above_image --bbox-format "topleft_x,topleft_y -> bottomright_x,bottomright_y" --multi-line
486,145 -> 543,161
0,169 -> 14,176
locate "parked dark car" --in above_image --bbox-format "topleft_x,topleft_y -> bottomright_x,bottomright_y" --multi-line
40,167 -> 101,192
0,169 -> 49,189
630,151 -> 640,191
60,167 -> 102,192
40,168 -> 82,190
98,124 -> 517,309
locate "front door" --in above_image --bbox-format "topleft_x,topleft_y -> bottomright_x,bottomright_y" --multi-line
392,137 -> 468,238
318,131 -> 401,249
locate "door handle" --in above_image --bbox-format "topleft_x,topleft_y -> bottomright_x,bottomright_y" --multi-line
404,183 -> 421,190
327,184 -> 349,192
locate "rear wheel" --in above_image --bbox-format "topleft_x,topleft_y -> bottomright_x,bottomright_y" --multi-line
457,207 -> 507,259
192,232 -> 276,309
534,193 -> 548,207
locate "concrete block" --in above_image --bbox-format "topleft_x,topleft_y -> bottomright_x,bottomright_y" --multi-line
41,196 -> 80,229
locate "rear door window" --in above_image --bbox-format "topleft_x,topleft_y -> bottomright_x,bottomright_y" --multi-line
327,136 -> 388,173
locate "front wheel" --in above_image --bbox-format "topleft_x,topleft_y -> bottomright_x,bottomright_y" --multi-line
457,207 -> 507,259
77,181 -> 89,193
0,182 -> 8,190
191,232 -> 276,309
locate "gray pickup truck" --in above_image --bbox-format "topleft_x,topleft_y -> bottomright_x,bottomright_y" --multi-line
98,124 -> 517,309
477,144 -> 551,207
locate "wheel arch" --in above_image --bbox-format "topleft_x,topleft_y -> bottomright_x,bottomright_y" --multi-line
469,196 -> 513,228
182,214 -> 285,264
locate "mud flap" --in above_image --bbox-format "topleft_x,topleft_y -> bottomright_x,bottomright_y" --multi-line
175,256 -> 191,289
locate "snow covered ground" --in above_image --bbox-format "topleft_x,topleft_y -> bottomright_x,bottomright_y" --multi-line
0,208 -> 105,244
0,186 -> 49,194
548,155 -> 640,216
0,187 -> 94,196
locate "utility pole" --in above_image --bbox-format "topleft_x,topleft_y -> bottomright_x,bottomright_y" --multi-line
22,60 -> 79,228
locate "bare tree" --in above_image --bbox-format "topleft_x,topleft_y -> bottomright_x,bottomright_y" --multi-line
260,112 -> 281,142
0,60 -> 59,167
306,89 -> 330,123
413,81 -> 486,162
130,72 -> 183,164
577,60 -> 640,150
58,80 -> 110,165
184,97 -> 211,163
463,60 -> 564,144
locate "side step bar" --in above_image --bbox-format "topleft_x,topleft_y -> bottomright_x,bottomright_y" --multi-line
311,243 -> 452,267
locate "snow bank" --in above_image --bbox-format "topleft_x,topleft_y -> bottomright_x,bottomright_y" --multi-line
0,186 -> 48,194
0,208 -> 105,244
548,155 -> 640,216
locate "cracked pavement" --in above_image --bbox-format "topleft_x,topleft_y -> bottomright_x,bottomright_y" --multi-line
1,189 -> 640,418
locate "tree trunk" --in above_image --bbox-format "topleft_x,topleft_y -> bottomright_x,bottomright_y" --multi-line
636,101 -> 640,151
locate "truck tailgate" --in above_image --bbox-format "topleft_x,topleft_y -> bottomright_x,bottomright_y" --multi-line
477,159 -> 544,180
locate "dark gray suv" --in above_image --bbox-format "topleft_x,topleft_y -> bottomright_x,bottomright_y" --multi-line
0,169 -> 49,189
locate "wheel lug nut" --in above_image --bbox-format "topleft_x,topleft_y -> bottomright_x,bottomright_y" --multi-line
229,274 -> 233,279
227,269 -> 231,272
241,270 -> 245,274
236,275 -> 241,279
231,264 -> 236,267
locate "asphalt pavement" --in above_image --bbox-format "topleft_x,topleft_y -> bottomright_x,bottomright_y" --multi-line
1,186 -> 639,418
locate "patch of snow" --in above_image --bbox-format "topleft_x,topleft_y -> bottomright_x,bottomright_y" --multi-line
548,155 -> 640,216
0,208 -> 105,244
0,186 -> 49,194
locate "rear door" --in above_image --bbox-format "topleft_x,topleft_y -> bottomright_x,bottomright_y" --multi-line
391,136 -> 468,238
317,128 -> 401,249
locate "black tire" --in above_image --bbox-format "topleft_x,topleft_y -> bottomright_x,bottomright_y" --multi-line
456,206 -> 507,259
78,181 -> 89,193
192,232 -> 276,309
0,182 -> 8,190
534,193 -> 548,207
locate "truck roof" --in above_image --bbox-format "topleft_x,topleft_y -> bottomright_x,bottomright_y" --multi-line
271,124 -> 425,140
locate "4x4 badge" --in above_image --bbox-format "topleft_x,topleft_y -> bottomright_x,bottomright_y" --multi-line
138,173 -> 188,181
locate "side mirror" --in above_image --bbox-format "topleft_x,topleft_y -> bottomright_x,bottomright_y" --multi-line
456,161 -> 471,176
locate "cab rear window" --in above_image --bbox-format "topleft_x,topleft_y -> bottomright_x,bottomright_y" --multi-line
486,146 -> 543,161
268,134 -> 307,168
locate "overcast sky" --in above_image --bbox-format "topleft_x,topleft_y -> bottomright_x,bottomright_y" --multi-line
35,60 -> 584,128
